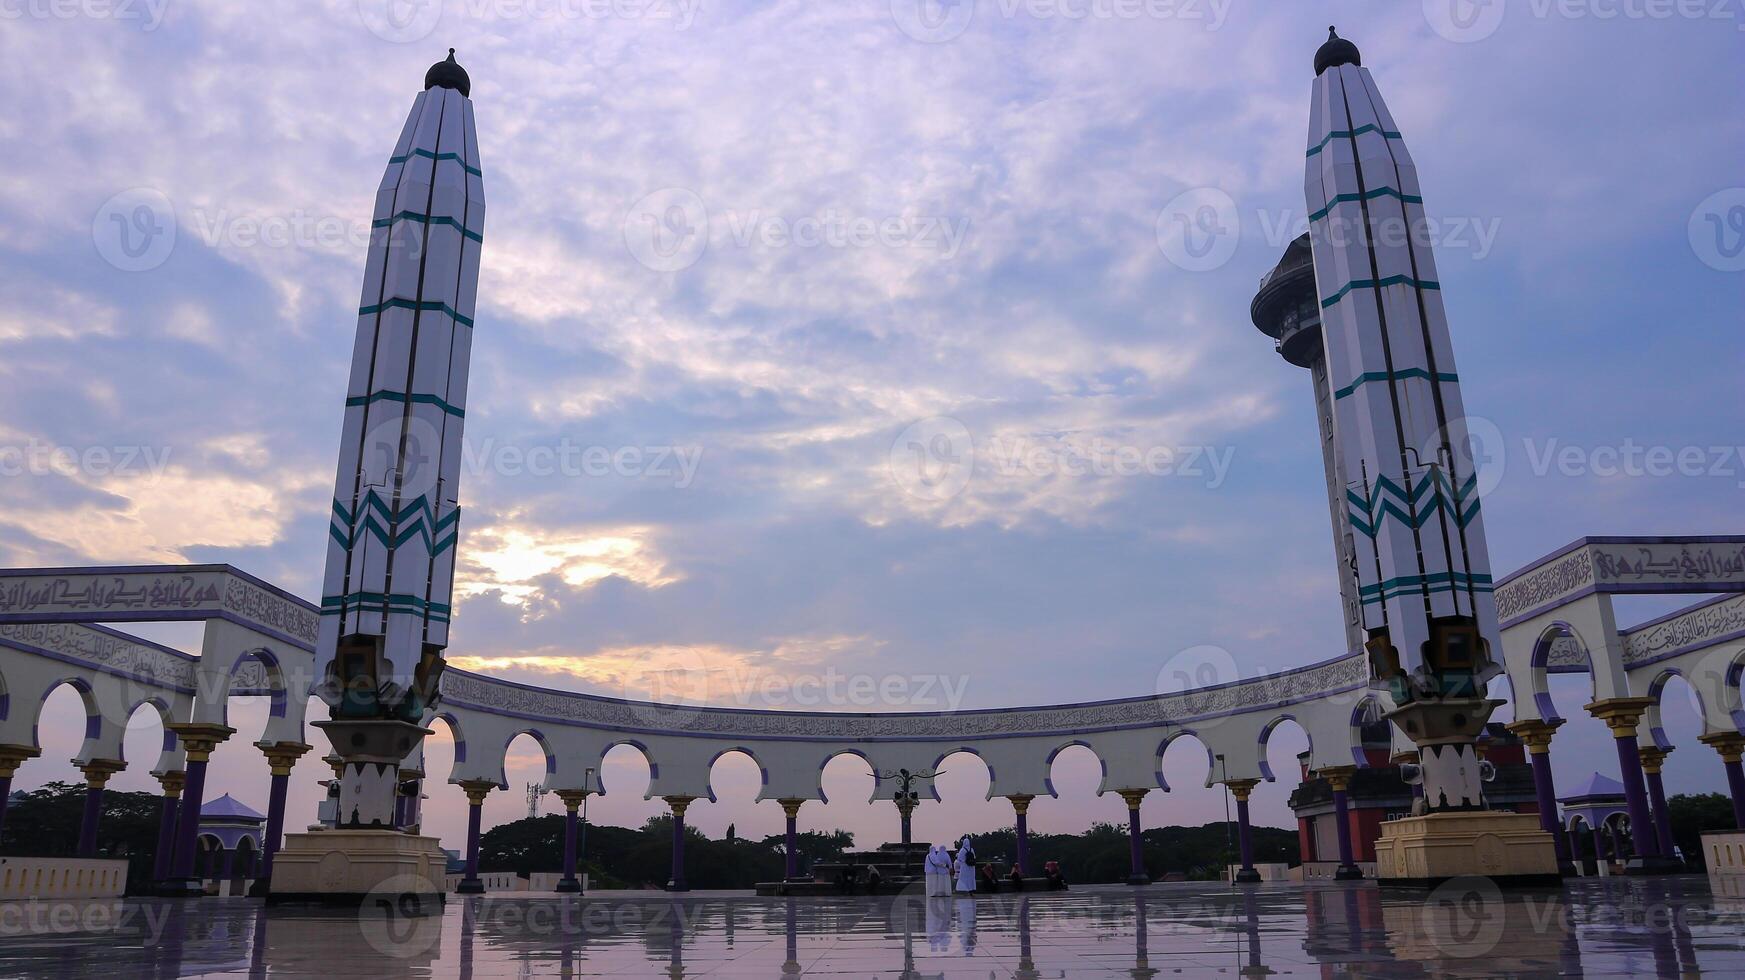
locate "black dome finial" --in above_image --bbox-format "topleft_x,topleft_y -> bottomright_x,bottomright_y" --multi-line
1314,25 -> 1361,76
425,48 -> 472,98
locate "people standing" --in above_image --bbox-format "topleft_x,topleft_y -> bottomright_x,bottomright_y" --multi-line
924,843 -> 951,897
954,836 -> 977,894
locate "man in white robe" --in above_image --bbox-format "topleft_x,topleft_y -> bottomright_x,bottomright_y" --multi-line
954,836 -> 977,893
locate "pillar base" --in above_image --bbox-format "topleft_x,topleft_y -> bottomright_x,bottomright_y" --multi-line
1373,811 -> 1560,887
1126,874 -> 1151,886
156,878 -> 206,898
455,878 -> 486,894
1624,855 -> 1685,876
1334,864 -> 1365,881
666,881 -> 691,893
267,829 -> 447,907
554,878 -> 582,893
1233,868 -> 1262,884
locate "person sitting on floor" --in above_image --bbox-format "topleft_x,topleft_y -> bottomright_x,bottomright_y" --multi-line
1007,865 -> 1025,891
1044,860 -> 1067,890
865,865 -> 884,892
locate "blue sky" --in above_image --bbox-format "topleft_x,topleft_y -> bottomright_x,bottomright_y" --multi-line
5,1 -> 1742,854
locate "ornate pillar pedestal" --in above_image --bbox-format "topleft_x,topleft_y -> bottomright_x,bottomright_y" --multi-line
1118,789 -> 1150,885
1226,779 -> 1261,884
1587,698 -> 1682,874
164,722 -> 233,897
1009,794 -> 1035,877
1700,732 -> 1745,829
1372,700 -> 1559,886
268,720 -> 447,908
665,796 -> 694,892
555,790 -> 588,893
1507,719 -> 1574,876
75,759 -> 126,857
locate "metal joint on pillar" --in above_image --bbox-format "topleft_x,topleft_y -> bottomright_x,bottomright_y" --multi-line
1225,779 -> 1261,884
1117,789 -> 1150,885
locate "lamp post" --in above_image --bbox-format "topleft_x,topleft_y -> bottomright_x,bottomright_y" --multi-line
875,767 -> 939,878
580,767 -> 593,892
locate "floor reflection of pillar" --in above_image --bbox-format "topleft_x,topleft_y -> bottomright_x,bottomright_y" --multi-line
783,899 -> 800,977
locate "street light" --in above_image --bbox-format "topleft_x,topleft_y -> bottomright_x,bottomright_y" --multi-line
875,767 -> 941,879
580,766 -> 594,895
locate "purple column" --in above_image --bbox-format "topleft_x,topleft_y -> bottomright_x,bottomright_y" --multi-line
1726,758 -> 1745,829
1235,795 -> 1258,883
1326,769 -> 1362,880
782,801 -> 801,880
1612,735 -> 1662,859
560,805 -> 579,890
667,798 -> 690,892
170,757 -> 210,882
1121,790 -> 1148,885
259,771 -> 290,884
77,783 -> 104,857
1015,809 -> 1031,876
152,784 -> 181,881
0,775 -> 12,851
457,788 -> 486,894
1527,749 -> 1571,866
1644,768 -> 1676,860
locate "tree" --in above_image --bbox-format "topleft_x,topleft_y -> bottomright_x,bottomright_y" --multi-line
0,781 -> 167,895
1668,792 -> 1735,869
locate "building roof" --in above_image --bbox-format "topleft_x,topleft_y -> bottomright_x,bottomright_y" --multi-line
1559,772 -> 1626,804
200,793 -> 265,822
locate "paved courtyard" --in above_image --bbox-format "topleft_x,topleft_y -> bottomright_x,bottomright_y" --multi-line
1,876 -> 1742,977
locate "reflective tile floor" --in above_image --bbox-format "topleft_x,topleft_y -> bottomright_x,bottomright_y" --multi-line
2,876 -> 1743,978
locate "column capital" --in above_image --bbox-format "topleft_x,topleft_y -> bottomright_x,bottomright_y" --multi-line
1007,793 -> 1035,815
1638,745 -> 1673,774
1223,779 -> 1260,802
458,778 -> 497,806
156,769 -> 186,798
0,744 -> 42,779
777,797 -> 806,819
257,740 -> 313,776
555,789 -> 590,811
1317,765 -> 1358,792
1584,697 -> 1656,737
322,753 -> 345,778
166,722 -> 236,762
1700,731 -> 1745,763
1117,788 -> 1148,811
1505,718 -> 1564,753
664,795 -> 696,818
78,758 -> 126,788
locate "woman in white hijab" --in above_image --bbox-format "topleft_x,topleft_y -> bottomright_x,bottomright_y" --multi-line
953,836 -> 977,893
924,843 -> 951,897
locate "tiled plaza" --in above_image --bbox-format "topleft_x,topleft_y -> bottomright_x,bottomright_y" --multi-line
2,877 -> 1742,977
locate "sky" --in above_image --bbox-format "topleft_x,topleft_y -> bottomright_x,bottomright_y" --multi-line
4,1 -> 1742,858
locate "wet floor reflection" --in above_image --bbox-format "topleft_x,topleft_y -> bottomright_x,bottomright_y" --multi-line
2,876 -> 1744,977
